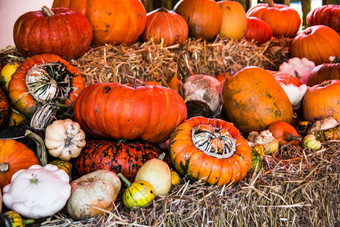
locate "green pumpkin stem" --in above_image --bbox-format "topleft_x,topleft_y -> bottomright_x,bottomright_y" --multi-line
25,129 -> 48,166
41,6 -> 54,17
118,173 -> 132,187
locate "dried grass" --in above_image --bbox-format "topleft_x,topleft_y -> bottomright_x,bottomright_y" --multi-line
0,37 -> 291,86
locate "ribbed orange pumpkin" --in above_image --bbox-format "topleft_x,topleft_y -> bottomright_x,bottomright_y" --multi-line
218,0 -> 247,40
142,7 -> 188,46
303,80 -> 340,122
52,0 -> 146,45
222,67 -> 293,135
307,63 -> 340,86
291,25 -> 340,66
0,139 -> 40,189
73,83 -> 187,143
13,6 -> 92,59
169,116 -> 252,186
245,17 -> 273,44
173,0 -> 222,41
246,0 -> 301,37
307,5 -> 340,33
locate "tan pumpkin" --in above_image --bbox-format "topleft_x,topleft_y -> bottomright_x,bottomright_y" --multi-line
222,67 -> 293,135
218,0 -> 247,40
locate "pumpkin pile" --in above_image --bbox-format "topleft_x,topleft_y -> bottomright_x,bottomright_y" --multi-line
0,0 -> 339,226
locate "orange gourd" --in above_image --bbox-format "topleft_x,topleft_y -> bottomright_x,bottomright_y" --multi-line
245,17 -> 272,44
0,139 -> 40,189
246,0 -> 301,38
291,25 -> 340,66
52,0 -> 147,45
173,0 -> 222,41
268,121 -> 302,146
169,116 -> 252,186
142,7 -> 188,46
222,67 -> 293,135
218,0 -> 247,40
303,80 -> 340,123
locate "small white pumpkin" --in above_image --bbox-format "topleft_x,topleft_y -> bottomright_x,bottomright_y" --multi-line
45,119 -> 86,161
279,57 -> 315,84
2,164 -> 71,219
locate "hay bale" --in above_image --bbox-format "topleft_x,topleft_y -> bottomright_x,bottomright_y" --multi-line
0,37 -> 291,86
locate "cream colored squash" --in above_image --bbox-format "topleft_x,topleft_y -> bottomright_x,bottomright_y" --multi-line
45,119 -> 86,161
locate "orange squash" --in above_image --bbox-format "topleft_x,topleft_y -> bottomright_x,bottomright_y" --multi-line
291,25 -> 340,66
142,7 -> 188,46
52,0 -> 147,45
303,80 -> 340,122
173,0 -> 222,41
222,67 -> 293,135
169,116 -> 252,186
218,0 -> 247,40
0,139 -> 40,189
246,0 -> 301,37
268,121 -> 302,146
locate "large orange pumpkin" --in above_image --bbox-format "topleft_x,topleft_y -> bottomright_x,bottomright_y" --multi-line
13,6 -> 92,59
246,0 -> 301,38
307,62 -> 340,86
291,25 -> 340,66
0,139 -> 40,189
173,0 -> 222,41
169,116 -> 252,186
142,7 -> 188,46
73,83 -> 187,144
218,0 -> 247,40
8,54 -> 85,118
52,0 -> 147,45
222,67 -> 293,135
303,80 -> 340,122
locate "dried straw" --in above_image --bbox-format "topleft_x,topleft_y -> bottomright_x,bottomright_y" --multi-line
0,37 -> 291,86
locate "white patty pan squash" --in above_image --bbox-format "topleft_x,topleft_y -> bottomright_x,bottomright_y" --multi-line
45,119 -> 86,161
2,164 -> 71,219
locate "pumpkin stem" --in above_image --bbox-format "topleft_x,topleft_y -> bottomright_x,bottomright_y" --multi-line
25,129 -> 48,166
118,173 -> 131,187
41,6 -> 54,17
24,219 -> 36,225
267,0 -> 275,7
0,163 -> 9,173
159,7 -> 169,13
330,56 -> 340,63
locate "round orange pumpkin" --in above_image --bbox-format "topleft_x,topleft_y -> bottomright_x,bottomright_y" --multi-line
246,0 -> 301,38
303,80 -> 340,122
13,6 -> 93,59
245,17 -> 273,44
169,116 -> 252,186
307,63 -> 340,86
291,25 -> 340,66
142,7 -> 188,46
73,83 -> 187,144
52,0 -> 147,45
173,0 -> 222,41
0,139 -> 40,189
218,0 -> 247,40
222,67 -> 293,135
8,54 -> 85,118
